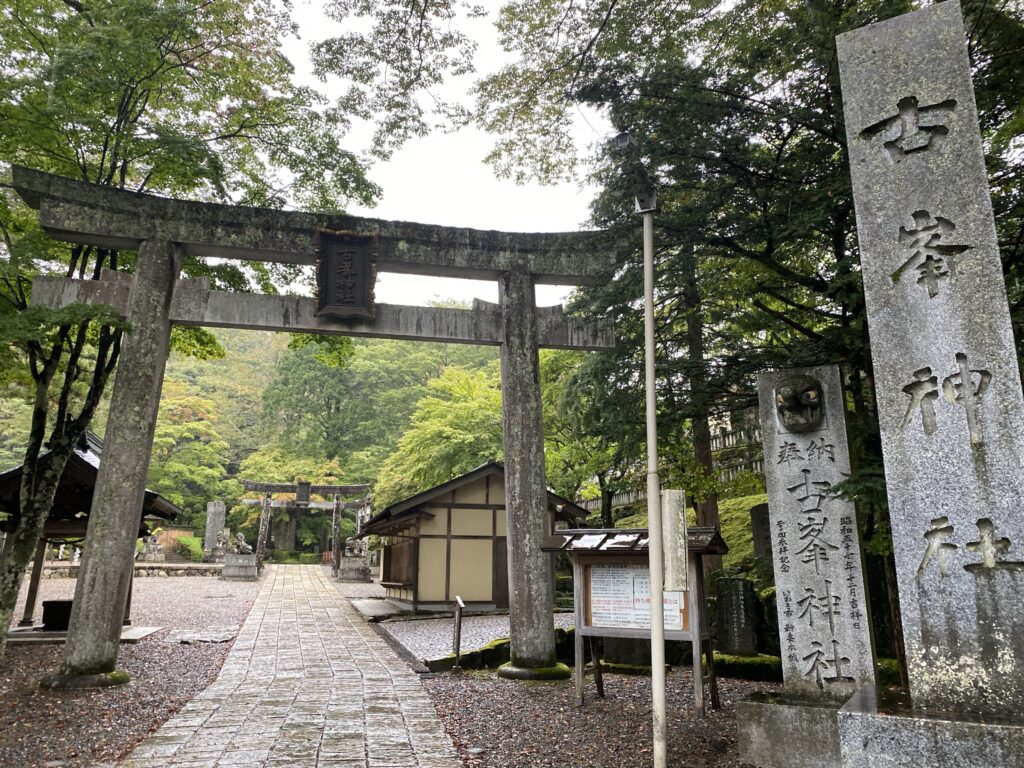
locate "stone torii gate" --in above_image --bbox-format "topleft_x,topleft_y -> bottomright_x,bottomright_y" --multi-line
239,479 -> 368,576
14,166 -> 616,687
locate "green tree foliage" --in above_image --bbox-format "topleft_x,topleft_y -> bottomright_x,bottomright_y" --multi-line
160,329 -> 292,463
0,0 -> 384,659
471,0 -> 1024,559
311,0 -> 484,159
373,365 -> 503,507
540,349 -> 622,505
0,392 -> 33,472
260,337 -> 497,480
147,380 -> 240,529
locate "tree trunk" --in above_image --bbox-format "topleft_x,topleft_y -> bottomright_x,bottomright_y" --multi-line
597,473 -> 614,528
0,371 -> 81,662
0,464 -> 65,662
681,247 -> 722,573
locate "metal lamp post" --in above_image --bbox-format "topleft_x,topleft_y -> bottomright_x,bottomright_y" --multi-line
618,131 -> 667,768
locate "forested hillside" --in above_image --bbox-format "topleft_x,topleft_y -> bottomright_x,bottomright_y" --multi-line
0,320 -> 644,551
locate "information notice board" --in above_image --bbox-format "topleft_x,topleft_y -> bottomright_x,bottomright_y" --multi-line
588,563 -> 686,631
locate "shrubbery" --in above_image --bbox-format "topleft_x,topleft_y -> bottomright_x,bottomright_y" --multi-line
176,535 -> 205,563
267,550 -> 323,564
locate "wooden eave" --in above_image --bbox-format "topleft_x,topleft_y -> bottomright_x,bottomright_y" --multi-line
359,461 -> 587,538
540,527 -> 729,556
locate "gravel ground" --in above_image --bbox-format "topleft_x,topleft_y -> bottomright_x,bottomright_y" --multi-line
1,574 -> 261,768
426,668 -> 780,768
382,612 -> 575,661
9,574 -> 260,630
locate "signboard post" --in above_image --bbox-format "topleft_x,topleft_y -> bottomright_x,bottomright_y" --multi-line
544,527 -> 727,713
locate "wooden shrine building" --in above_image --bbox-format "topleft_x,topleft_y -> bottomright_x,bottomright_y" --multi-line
0,431 -> 180,627
359,462 -> 586,611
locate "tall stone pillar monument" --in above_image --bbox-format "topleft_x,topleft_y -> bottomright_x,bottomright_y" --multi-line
836,1 -> 1024,763
738,365 -> 875,768
203,501 -> 226,555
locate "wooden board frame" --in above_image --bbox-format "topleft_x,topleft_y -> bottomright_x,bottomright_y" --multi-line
570,552 -> 718,714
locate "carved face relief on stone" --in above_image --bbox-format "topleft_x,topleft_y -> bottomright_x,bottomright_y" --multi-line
775,375 -> 825,434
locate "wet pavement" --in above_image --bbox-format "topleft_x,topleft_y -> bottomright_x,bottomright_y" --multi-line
119,565 -> 462,768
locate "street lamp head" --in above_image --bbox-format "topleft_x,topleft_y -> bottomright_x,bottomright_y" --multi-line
614,131 -> 634,150
634,185 -> 657,214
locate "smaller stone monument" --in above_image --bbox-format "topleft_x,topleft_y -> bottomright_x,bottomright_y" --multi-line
203,500 -> 226,560
337,536 -> 371,582
221,533 -> 257,581
737,365 -> 876,768
71,547 -> 80,566
138,533 -> 165,563
716,578 -> 759,656
750,503 -> 773,562
209,530 -> 227,563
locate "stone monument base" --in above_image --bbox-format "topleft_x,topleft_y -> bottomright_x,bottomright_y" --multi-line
221,553 -> 258,581
838,686 -> 1024,768
737,693 -> 842,768
336,556 -> 371,582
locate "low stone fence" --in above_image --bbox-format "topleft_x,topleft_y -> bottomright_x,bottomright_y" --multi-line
41,562 -> 223,579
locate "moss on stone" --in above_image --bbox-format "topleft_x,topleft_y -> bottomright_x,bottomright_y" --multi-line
597,661 -> 671,676
714,652 -> 783,682
426,654 -> 457,673
497,661 -> 572,681
105,670 -> 132,686
39,668 -> 132,690
877,657 -> 901,686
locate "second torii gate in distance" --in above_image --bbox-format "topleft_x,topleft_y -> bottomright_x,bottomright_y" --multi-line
17,166 -> 617,688
239,479 -> 369,576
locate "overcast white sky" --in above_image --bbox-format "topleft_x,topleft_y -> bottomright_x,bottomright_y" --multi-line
281,3 -> 610,307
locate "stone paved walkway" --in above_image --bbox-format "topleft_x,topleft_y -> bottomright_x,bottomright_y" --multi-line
120,566 -> 462,768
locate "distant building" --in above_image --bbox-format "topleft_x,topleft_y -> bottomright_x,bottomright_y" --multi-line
710,408 -> 764,483
358,462 -> 585,611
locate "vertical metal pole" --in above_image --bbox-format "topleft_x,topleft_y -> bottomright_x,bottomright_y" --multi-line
643,210 -> 667,768
452,596 -> 465,672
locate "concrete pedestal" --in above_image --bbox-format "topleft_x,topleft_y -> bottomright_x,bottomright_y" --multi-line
221,554 -> 258,582
336,556 -> 371,583
838,686 -> 1024,768
737,693 -> 842,768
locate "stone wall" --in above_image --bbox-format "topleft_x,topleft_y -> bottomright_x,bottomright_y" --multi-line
41,564 -> 223,578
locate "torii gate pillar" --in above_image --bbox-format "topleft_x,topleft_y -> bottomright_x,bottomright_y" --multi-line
42,239 -> 181,687
497,267 -> 567,678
